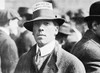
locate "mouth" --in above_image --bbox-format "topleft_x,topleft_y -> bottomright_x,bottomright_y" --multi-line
37,34 -> 46,37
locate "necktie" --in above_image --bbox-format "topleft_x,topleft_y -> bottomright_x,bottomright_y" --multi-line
35,49 -> 41,66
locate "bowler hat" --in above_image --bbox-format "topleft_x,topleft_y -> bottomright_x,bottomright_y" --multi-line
24,2 -> 65,31
84,1 -> 100,21
0,9 -> 20,24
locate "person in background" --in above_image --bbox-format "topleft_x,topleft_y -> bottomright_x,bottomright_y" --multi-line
56,22 -> 73,52
71,1 -> 100,73
9,17 -> 20,41
0,9 -> 19,73
67,12 -> 83,44
14,2 -> 86,73
62,12 -> 83,52
70,9 -> 88,36
16,7 -> 36,57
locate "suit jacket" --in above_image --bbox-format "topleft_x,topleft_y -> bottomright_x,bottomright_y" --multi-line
0,30 -> 19,73
71,30 -> 100,73
14,41 -> 86,73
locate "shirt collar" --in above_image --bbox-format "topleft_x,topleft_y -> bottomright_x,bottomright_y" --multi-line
36,40 -> 55,56
0,27 -> 10,35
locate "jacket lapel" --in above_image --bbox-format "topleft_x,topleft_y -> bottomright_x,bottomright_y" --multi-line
43,42 -> 61,73
47,51 -> 58,73
26,45 -> 38,73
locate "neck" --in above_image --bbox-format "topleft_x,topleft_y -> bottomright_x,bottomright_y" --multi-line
37,40 -> 55,48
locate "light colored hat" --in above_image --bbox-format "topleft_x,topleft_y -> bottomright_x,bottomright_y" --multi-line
59,22 -> 72,35
0,9 -> 20,24
24,2 -> 65,31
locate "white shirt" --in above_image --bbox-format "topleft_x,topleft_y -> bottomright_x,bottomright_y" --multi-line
36,40 -> 55,56
35,40 -> 55,69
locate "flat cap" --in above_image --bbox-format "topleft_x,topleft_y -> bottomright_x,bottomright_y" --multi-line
0,9 -> 20,24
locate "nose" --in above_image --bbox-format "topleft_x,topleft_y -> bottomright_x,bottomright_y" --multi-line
38,28 -> 44,32
38,24 -> 44,32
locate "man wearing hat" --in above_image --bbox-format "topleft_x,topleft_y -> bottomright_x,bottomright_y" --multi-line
56,22 -> 73,52
14,2 -> 86,73
71,1 -> 100,73
0,9 -> 19,73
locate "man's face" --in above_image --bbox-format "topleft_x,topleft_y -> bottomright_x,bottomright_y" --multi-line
18,16 -> 26,27
33,20 -> 58,47
95,24 -> 100,37
9,19 -> 19,36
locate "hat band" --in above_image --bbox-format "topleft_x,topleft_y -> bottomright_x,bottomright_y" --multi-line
32,9 -> 56,19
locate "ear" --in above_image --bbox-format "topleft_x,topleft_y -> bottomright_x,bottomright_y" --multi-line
61,39 -> 66,45
55,26 -> 59,35
92,21 -> 98,30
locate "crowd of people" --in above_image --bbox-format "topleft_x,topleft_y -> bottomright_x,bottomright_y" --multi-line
0,1 -> 100,73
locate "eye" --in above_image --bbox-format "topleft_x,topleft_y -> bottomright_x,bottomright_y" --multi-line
43,21 -> 49,25
33,21 -> 40,27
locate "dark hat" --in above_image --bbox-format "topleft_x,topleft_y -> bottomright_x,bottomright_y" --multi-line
0,9 -> 20,24
71,9 -> 85,24
24,2 -> 65,31
18,7 -> 33,17
84,1 -> 100,21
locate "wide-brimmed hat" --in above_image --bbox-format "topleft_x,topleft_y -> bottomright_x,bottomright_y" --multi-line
84,1 -> 100,21
24,2 -> 65,31
59,22 -> 74,35
0,9 -> 20,24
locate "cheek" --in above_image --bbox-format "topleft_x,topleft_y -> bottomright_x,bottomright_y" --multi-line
33,27 -> 38,35
33,29 -> 37,35
96,26 -> 100,36
47,27 -> 58,36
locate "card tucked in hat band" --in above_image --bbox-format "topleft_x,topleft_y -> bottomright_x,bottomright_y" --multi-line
32,2 -> 53,12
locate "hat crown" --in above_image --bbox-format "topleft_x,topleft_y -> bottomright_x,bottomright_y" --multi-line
18,7 -> 33,17
90,1 -> 100,16
32,2 -> 53,12
31,2 -> 56,19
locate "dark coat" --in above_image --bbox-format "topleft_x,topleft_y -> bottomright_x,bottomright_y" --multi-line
16,30 -> 36,57
0,30 -> 19,73
14,41 -> 86,73
71,30 -> 100,73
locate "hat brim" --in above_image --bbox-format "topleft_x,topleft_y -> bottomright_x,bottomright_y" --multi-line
84,15 -> 100,22
24,17 -> 65,31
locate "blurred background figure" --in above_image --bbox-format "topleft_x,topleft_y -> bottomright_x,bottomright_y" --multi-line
60,9 -> 88,52
56,22 -> 72,52
56,21 -> 82,52
71,1 -> 100,72
16,7 -> 36,57
68,9 -> 88,35
9,15 -> 21,41
66,25 -> 82,49
0,9 -> 19,73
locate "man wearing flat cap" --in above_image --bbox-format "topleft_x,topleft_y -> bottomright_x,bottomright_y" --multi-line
71,1 -> 100,73
14,2 -> 86,73
0,9 -> 19,73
